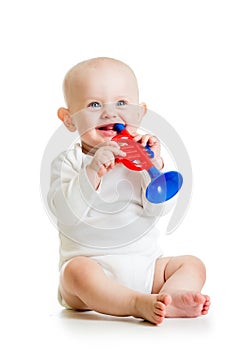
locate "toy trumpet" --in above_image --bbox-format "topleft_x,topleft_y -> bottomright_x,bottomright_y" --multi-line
112,123 -> 183,204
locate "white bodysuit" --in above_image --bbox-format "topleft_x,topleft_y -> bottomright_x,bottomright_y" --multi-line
48,144 -> 173,301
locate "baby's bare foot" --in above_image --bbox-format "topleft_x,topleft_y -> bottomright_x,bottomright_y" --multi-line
201,295 -> 211,315
166,291 -> 210,318
134,293 -> 171,325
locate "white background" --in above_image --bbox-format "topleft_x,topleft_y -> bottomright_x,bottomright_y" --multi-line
1,0 -> 232,349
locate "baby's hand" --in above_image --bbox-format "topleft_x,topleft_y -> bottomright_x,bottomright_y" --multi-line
132,133 -> 164,170
90,141 -> 126,176
86,141 -> 126,189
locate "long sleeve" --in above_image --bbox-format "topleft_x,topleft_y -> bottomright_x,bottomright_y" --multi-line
47,145 -> 100,226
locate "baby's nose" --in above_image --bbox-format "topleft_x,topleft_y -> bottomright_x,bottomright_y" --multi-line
101,103 -> 117,118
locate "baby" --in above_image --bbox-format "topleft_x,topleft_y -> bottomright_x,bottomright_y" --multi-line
48,57 -> 210,325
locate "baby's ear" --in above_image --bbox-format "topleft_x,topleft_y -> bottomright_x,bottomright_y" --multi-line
139,102 -> 147,118
57,107 -> 76,132
136,102 -> 147,124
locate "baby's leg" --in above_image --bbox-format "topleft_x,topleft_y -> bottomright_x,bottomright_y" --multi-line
59,256 -> 171,325
152,255 -> 210,317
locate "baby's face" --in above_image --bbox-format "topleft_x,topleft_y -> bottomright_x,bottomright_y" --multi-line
69,62 -> 145,148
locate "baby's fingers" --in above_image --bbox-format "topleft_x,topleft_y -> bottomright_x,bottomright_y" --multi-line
147,135 -> 159,146
97,151 -> 120,177
133,134 -> 160,148
104,146 -> 126,158
95,146 -> 126,167
133,134 -> 151,147
96,140 -> 121,149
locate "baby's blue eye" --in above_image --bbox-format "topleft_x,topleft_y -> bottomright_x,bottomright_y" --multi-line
88,101 -> 101,108
116,100 -> 127,107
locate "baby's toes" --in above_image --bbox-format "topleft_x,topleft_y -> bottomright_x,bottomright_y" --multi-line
154,301 -> 166,315
201,295 -> 211,315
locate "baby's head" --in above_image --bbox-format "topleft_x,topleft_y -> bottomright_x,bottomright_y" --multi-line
58,57 -> 146,149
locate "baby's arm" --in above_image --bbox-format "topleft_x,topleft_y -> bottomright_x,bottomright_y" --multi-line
48,147 -> 100,225
86,141 -> 126,190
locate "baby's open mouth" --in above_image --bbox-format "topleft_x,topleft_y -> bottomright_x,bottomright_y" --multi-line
96,123 -> 115,131
96,123 -> 118,137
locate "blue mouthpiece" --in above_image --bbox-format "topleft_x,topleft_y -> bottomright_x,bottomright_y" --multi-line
113,123 -> 125,133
